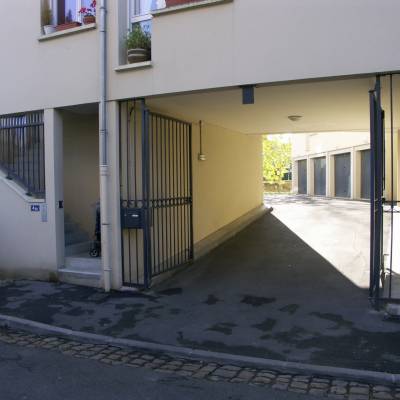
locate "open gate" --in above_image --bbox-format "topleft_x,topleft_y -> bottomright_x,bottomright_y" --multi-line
369,74 -> 399,308
120,100 -> 194,288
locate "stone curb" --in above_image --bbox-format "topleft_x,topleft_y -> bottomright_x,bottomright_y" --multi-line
0,313 -> 399,386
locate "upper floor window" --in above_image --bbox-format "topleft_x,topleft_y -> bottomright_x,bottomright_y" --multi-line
53,0 -> 94,25
129,0 -> 165,32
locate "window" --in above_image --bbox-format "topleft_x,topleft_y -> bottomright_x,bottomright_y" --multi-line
53,0 -> 93,25
129,0 -> 165,33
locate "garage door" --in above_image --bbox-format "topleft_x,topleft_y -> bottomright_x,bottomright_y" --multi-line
360,149 -> 371,200
313,157 -> 326,196
298,160 -> 307,194
334,153 -> 351,198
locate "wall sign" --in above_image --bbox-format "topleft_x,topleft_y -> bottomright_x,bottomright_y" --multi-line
30,205 -> 40,212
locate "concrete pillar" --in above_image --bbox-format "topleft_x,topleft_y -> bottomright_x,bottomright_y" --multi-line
307,157 -> 312,195
106,101 -> 123,290
327,153 -> 335,198
350,147 -> 356,199
292,159 -> 298,194
44,108 -> 64,272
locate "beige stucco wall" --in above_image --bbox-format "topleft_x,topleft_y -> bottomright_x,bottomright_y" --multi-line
192,122 -> 263,243
2,1 -> 400,116
63,112 -> 99,235
291,132 -> 370,158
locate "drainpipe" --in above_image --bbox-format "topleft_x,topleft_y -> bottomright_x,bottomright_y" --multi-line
99,0 -> 111,292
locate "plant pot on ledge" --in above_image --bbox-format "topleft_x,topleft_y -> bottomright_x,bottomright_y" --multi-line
166,0 -> 202,6
43,25 -> 56,35
83,15 -> 96,24
127,49 -> 150,64
56,21 -> 82,31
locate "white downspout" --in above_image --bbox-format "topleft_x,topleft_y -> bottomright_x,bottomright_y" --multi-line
99,0 -> 111,292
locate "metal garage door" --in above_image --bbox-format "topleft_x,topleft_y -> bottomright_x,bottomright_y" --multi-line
360,149 -> 371,200
313,157 -> 326,196
298,160 -> 307,194
334,153 -> 351,198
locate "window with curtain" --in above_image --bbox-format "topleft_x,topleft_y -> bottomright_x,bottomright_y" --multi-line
54,0 -> 93,24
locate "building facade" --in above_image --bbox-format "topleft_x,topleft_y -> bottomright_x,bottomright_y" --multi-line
0,0 -> 399,296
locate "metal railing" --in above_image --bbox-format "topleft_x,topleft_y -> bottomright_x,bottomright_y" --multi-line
0,111 -> 45,198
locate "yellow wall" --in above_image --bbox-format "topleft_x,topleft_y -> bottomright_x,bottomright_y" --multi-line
63,112 -> 99,235
192,122 -> 263,243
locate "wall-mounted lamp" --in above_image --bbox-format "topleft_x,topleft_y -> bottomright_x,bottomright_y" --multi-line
241,85 -> 255,105
198,120 -> 206,161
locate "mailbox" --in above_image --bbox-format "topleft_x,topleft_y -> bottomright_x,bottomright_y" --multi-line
121,208 -> 144,229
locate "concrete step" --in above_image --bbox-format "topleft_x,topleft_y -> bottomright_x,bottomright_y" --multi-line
58,267 -> 102,289
65,241 -> 91,257
65,254 -> 102,273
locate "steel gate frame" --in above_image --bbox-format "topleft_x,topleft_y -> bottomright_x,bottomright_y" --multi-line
369,73 -> 400,308
120,99 -> 194,288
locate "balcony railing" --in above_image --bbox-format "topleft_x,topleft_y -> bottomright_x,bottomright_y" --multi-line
0,111 -> 45,198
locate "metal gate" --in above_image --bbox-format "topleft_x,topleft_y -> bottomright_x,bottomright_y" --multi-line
369,74 -> 399,308
298,159 -> 307,194
313,156 -> 326,196
120,100 -> 194,288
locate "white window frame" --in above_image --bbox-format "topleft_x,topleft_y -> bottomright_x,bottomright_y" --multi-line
51,0 -> 93,24
127,0 -> 165,32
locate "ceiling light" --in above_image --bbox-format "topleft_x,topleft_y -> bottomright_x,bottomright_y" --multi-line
288,115 -> 303,122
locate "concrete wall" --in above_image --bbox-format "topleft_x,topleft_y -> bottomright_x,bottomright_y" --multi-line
192,122 -> 263,243
0,109 -> 64,281
291,132 -> 370,158
63,112 -> 99,235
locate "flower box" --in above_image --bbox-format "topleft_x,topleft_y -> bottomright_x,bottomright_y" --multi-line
56,22 -> 82,31
165,0 -> 202,7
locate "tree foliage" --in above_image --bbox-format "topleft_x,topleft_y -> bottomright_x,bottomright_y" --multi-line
263,136 -> 292,183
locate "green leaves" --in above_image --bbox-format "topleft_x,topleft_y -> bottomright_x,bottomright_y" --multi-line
263,137 -> 291,184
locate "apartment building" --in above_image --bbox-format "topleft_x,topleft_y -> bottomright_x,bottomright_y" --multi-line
0,0 -> 399,306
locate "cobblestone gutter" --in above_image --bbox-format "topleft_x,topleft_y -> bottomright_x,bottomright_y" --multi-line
0,327 -> 399,399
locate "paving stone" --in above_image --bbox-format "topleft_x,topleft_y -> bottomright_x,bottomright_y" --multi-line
257,371 -> 276,379
374,386 -> 392,393
212,368 -> 238,378
349,386 -> 370,395
252,376 -> 272,385
272,383 -> 289,391
236,370 -> 256,381
290,381 -> 308,390
309,388 -> 327,396
348,395 -> 369,400
372,392 -> 394,400
331,386 -> 348,395
311,382 -> 330,389
332,380 -> 348,387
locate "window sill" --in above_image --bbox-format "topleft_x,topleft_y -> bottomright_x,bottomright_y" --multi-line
38,23 -> 96,42
114,61 -> 153,72
152,0 -> 233,17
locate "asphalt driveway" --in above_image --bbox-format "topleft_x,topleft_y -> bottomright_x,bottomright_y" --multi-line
0,195 -> 399,373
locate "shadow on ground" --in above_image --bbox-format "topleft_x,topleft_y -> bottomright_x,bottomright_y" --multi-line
1,208 -> 399,373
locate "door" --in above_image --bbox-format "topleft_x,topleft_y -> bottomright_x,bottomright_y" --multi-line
334,153 -> 351,198
297,159 -> 307,194
120,100 -> 194,288
313,156 -> 326,196
360,149 -> 371,200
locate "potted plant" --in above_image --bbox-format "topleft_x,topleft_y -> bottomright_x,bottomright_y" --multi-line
126,25 -> 151,64
166,0 -> 201,6
56,10 -> 82,31
41,0 -> 55,35
78,0 -> 97,24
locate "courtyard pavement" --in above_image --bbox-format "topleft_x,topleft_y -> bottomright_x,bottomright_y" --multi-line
0,195 -> 399,373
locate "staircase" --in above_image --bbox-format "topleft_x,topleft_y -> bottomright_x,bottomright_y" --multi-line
59,215 -> 103,288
